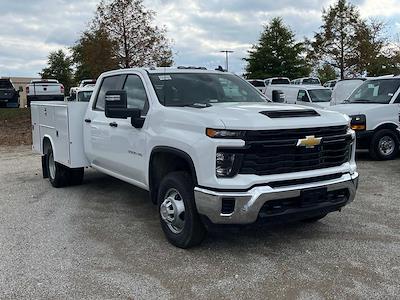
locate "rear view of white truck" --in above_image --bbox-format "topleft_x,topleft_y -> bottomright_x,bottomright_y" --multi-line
31,67 -> 359,248
27,79 -> 64,107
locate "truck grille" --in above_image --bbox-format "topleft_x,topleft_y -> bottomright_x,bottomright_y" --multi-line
234,125 -> 352,176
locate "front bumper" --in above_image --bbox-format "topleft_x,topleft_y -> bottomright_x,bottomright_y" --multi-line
194,172 -> 359,224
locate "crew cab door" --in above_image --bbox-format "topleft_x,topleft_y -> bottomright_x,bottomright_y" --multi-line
84,73 -> 149,186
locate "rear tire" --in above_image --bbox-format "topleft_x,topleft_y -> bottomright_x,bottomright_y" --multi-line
46,146 -> 70,188
369,129 -> 399,160
157,171 -> 206,248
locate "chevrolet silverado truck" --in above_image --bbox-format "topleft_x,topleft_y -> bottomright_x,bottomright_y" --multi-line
0,78 -> 19,108
31,67 -> 359,248
26,79 -> 64,107
331,77 -> 400,160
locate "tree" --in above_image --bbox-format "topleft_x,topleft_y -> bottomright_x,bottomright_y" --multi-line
40,50 -> 74,94
95,0 -> 173,68
72,26 -> 119,82
244,17 -> 310,79
317,64 -> 337,84
308,0 -> 361,79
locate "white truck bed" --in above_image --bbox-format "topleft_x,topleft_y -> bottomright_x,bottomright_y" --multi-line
31,101 -> 90,168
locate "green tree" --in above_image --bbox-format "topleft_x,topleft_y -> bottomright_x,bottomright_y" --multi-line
40,50 -> 74,94
317,64 -> 337,84
95,0 -> 173,68
72,26 -> 119,82
308,0 -> 361,79
245,17 -> 310,79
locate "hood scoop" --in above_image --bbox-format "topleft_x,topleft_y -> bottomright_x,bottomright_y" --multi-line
260,109 -> 320,118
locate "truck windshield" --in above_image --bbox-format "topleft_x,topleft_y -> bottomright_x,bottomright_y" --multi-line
271,78 -> 290,85
347,79 -> 400,104
149,73 -> 267,107
303,78 -> 320,85
308,89 -> 332,102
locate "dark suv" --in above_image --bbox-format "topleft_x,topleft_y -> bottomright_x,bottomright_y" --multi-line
0,78 -> 19,108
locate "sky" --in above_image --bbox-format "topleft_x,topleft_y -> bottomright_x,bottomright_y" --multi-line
0,0 -> 400,77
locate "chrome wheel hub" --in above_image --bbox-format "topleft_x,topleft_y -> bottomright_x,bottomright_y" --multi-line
379,136 -> 395,156
160,189 -> 185,234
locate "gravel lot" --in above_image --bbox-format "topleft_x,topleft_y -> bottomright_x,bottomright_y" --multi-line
1,146 -> 399,299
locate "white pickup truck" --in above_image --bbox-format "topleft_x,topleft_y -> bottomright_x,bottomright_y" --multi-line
26,79 -> 64,107
331,77 -> 400,160
31,67 -> 359,248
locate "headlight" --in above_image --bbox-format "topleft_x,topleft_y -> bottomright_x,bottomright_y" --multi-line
216,152 -> 237,177
349,114 -> 366,131
206,128 -> 245,139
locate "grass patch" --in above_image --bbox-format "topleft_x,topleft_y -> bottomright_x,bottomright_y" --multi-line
0,108 -> 31,120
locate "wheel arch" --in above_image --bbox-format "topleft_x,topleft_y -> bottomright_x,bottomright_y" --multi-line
148,146 -> 198,204
373,123 -> 400,141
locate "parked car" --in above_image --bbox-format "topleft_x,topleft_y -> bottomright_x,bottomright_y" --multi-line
0,78 -> 19,108
266,85 -> 332,108
76,85 -> 94,102
292,77 -> 321,85
31,67 -> 359,248
331,77 -> 400,160
331,78 -> 366,106
323,80 -> 339,89
26,79 -> 64,107
79,79 -> 96,87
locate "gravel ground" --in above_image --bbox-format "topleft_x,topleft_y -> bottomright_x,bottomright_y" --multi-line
0,146 -> 399,299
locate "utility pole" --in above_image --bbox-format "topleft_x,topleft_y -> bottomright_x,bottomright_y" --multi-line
220,50 -> 234,72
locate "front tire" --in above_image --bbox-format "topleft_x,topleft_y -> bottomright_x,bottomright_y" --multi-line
369,129 -> 399,160
157,172 -> 206,248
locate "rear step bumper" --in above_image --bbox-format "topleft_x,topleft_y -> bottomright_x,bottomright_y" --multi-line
194,172 -> 358,224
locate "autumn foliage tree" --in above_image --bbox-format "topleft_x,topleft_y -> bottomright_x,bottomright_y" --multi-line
95,0 -> 173,68
72,26 -> 119,81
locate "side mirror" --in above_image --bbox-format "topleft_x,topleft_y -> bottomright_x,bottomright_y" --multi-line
105,90 -> 144,128
272,90 -> 285,103
302,95 -> 310,102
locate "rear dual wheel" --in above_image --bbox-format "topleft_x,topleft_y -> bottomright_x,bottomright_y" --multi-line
46,145 -> 84,188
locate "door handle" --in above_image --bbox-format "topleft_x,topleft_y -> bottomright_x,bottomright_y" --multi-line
109,122 -> 118,128
84,119 -> 91,123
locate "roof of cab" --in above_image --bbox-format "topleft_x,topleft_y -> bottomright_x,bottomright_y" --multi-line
100,67 -> 228,77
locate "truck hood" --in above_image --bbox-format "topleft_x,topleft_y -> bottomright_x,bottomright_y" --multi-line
330,103 -> 388,116
200,102 -> 348,130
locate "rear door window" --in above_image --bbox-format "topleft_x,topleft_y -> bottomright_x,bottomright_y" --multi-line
271,78 -> 290,85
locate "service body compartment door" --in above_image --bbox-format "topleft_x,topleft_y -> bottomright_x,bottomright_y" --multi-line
31,105 -> 41,153
54,106 -> 70,166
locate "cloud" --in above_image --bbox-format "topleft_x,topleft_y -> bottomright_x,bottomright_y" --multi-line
0,0 -> 399,77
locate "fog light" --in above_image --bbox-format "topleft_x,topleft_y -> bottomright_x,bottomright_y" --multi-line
216,152 -> 236,177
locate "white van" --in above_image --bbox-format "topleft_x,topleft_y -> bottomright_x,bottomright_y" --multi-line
331,77 -> 400,160
265,85 -> 332,108
331,78 -> 366,106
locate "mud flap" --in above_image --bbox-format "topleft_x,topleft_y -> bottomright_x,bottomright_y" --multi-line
41,155 -> 49,178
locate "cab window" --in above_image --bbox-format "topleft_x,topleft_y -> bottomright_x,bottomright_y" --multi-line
297,90 -> 310,102
123,75 -> 149,114
94,75 -> 126,110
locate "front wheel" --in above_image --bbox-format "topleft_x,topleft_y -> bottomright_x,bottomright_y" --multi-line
369,129 -> 399,160
157,172 -> 206,248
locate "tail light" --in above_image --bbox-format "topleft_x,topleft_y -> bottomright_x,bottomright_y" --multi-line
60,85 -> 64,94
26,86 -> 29,94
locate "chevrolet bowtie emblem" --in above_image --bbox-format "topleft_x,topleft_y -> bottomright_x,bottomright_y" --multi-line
297,135 -> 322,148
